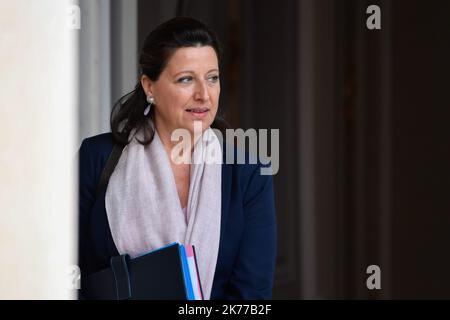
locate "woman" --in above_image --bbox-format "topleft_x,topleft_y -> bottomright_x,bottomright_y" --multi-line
78,17 -> 277,300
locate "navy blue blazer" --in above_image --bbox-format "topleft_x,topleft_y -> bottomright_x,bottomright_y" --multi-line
78,132 -> 277,299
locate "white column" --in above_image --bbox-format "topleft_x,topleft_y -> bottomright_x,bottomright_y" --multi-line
78,0 -> 138,143
110,0 -> 138,104
79,0 -> 111,141
0,0 -> 78,299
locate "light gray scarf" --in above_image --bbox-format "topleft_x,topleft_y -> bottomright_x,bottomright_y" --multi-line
105,125 -> 222,300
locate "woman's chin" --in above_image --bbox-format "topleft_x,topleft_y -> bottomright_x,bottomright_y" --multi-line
185,118 -> 212,132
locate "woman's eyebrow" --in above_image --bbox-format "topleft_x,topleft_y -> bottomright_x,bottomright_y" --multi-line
173,69 -> 219,77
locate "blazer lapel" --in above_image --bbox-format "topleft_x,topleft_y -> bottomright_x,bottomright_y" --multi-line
220,143 -> 232,243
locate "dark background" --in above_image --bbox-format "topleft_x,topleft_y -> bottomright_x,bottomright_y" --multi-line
128,0 -> 449,299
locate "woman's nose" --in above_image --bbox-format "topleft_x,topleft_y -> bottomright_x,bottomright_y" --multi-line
194,81 -> 210,101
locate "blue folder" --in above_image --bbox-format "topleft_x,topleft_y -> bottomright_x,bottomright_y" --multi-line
80,243 -> 201,300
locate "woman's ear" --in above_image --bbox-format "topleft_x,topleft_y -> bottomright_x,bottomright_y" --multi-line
140,75 -> 153,97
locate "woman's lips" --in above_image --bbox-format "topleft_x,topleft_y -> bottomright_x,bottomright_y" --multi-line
186,108 -> 210,119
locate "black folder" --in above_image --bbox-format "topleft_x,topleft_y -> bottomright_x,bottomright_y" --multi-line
80,243 -> 197,300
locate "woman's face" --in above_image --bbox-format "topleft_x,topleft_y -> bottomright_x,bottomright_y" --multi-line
142,45 -> 220,138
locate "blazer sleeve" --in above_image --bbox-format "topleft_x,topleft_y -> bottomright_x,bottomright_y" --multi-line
77,139 -> 97,284
228,163 -> 277,299
79,139 -> 97,219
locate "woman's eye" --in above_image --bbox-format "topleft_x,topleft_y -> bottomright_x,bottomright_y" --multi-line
208,75 -> 219,83
178,76 -> 193,83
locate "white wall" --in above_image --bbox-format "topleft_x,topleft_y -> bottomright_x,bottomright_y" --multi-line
0,0 -> 78,299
